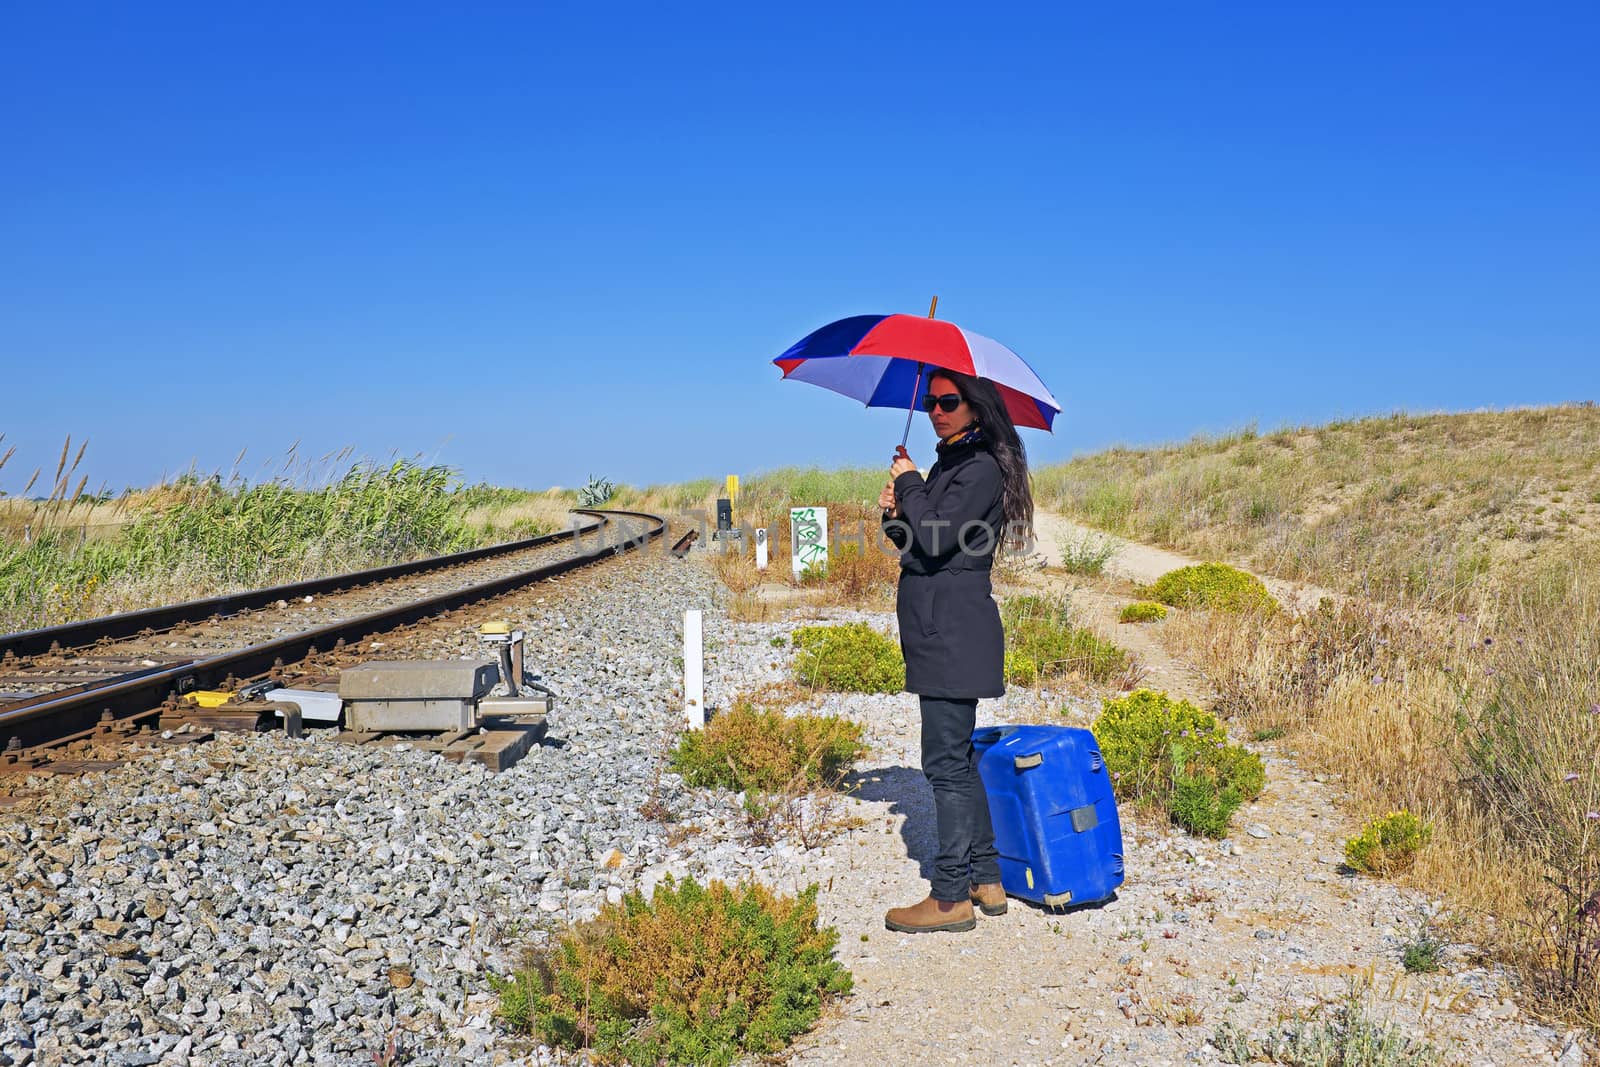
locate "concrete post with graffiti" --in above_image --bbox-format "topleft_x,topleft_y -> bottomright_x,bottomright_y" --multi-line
789,506 -> 828,579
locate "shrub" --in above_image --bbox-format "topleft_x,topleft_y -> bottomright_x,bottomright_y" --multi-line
1401,926 -> 1446,974
1056,533 -> 1117,576
1170,773 -> 1243,838
791,623 -> 904,693
493,878 -> 852,1066
1148,563 -> 1277,614
1001,595 -> 1128,685
671,697 -> 866,793
1093,689 -> 1266,838
1003,649 -> 1037,687
1344,811 -> 1433,876
1215,988 -> 1442,1066
1119,601 -> 1168,624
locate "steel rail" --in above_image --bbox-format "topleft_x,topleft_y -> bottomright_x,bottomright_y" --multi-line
0,509 -> 665,752
0,516 -> 605,661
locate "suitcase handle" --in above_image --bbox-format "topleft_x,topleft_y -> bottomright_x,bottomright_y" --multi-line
974,726 -> 1020,746
1013,751 -> 1043,770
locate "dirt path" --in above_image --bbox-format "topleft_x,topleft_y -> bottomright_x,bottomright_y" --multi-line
1030,510 -> 1342,614
712,510 -> 1578,1067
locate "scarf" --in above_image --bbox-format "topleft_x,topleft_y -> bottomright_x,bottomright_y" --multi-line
936,422 -> 986,454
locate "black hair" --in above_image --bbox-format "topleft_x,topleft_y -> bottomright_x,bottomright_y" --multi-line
927,369 -> 1035,550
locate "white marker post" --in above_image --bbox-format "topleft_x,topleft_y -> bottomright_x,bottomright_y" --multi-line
754,527 -> 768,571
683,609 -> 704,730
790,506 -> 828,579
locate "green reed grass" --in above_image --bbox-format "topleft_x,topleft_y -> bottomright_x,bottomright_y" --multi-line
0,454 -> 555,633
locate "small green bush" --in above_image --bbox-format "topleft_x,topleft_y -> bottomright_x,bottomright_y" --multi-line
1344,811 -> 1433,876
1093,689 -> 1266,838
1401,927 -> 1446,974
1001,595 -> 1128,685
797,560 -> 829,586
493,878 -> 852,1066
1170,773 -> 1243,838
1003,648 -> 1038,686
1119,601 -> 1168,624
1147,563 -> 1278,613
671,698 -> 866,793
1056,533 -> 1117,576
1215,989 -> 1442,1066
791,623 -> 904,693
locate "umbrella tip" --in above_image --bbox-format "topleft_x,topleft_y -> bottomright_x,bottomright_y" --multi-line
927,295 -> 939,319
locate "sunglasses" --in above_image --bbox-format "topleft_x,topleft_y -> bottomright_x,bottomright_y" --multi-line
921,392 -> 963,413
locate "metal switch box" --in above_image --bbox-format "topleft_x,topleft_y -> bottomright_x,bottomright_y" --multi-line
340,660 -> 499,732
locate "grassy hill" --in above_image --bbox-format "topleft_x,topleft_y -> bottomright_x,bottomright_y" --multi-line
1032,403 -> 1600,607
1028,404 -> 1600,1023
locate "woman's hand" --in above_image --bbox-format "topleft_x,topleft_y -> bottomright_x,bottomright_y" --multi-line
878,481 -> 898,516
890,445 -> 917,479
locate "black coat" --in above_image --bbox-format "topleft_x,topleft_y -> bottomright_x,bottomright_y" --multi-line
882,439 -> 1006,699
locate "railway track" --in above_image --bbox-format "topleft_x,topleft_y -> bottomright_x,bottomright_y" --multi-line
0,508 -> 665,762
0,514 -> 609,683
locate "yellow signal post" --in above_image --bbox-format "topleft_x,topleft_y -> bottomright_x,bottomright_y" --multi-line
725,474 -> 738,502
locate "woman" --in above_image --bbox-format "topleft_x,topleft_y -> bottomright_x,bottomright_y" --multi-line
879,369 -> 1034,934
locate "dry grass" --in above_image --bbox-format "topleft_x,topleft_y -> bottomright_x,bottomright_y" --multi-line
724,592 -> 784,623
707,541 -> 791,622
458,489 -> 578,538
1034,403 -> 1600,609
0,497 -> 129,536
0,433 -> 123,539
1165,541 -> 1600,1025
703,502 -> 900,612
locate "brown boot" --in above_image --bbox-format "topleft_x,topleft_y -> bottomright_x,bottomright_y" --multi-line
884,895 -> 976,934
971,882 -> 1008,916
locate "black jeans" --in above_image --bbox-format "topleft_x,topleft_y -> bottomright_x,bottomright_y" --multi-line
919,696 -> 1001,902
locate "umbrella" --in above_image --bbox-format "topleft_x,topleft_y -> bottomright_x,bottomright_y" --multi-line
772,307 -> 1061,445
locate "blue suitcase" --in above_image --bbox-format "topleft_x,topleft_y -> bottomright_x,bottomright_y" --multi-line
972,724 -> 1125,908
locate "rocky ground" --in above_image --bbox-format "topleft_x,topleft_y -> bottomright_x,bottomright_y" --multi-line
0,548 -> 773,1065
0,516 -> 1589,1065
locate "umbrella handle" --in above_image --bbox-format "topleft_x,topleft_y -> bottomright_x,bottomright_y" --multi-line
900,361 -> 925,449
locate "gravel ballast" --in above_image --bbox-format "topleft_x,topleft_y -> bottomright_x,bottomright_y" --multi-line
0,550 -> 765,1065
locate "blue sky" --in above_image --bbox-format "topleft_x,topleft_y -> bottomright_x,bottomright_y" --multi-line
2,2 -> 1597,495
